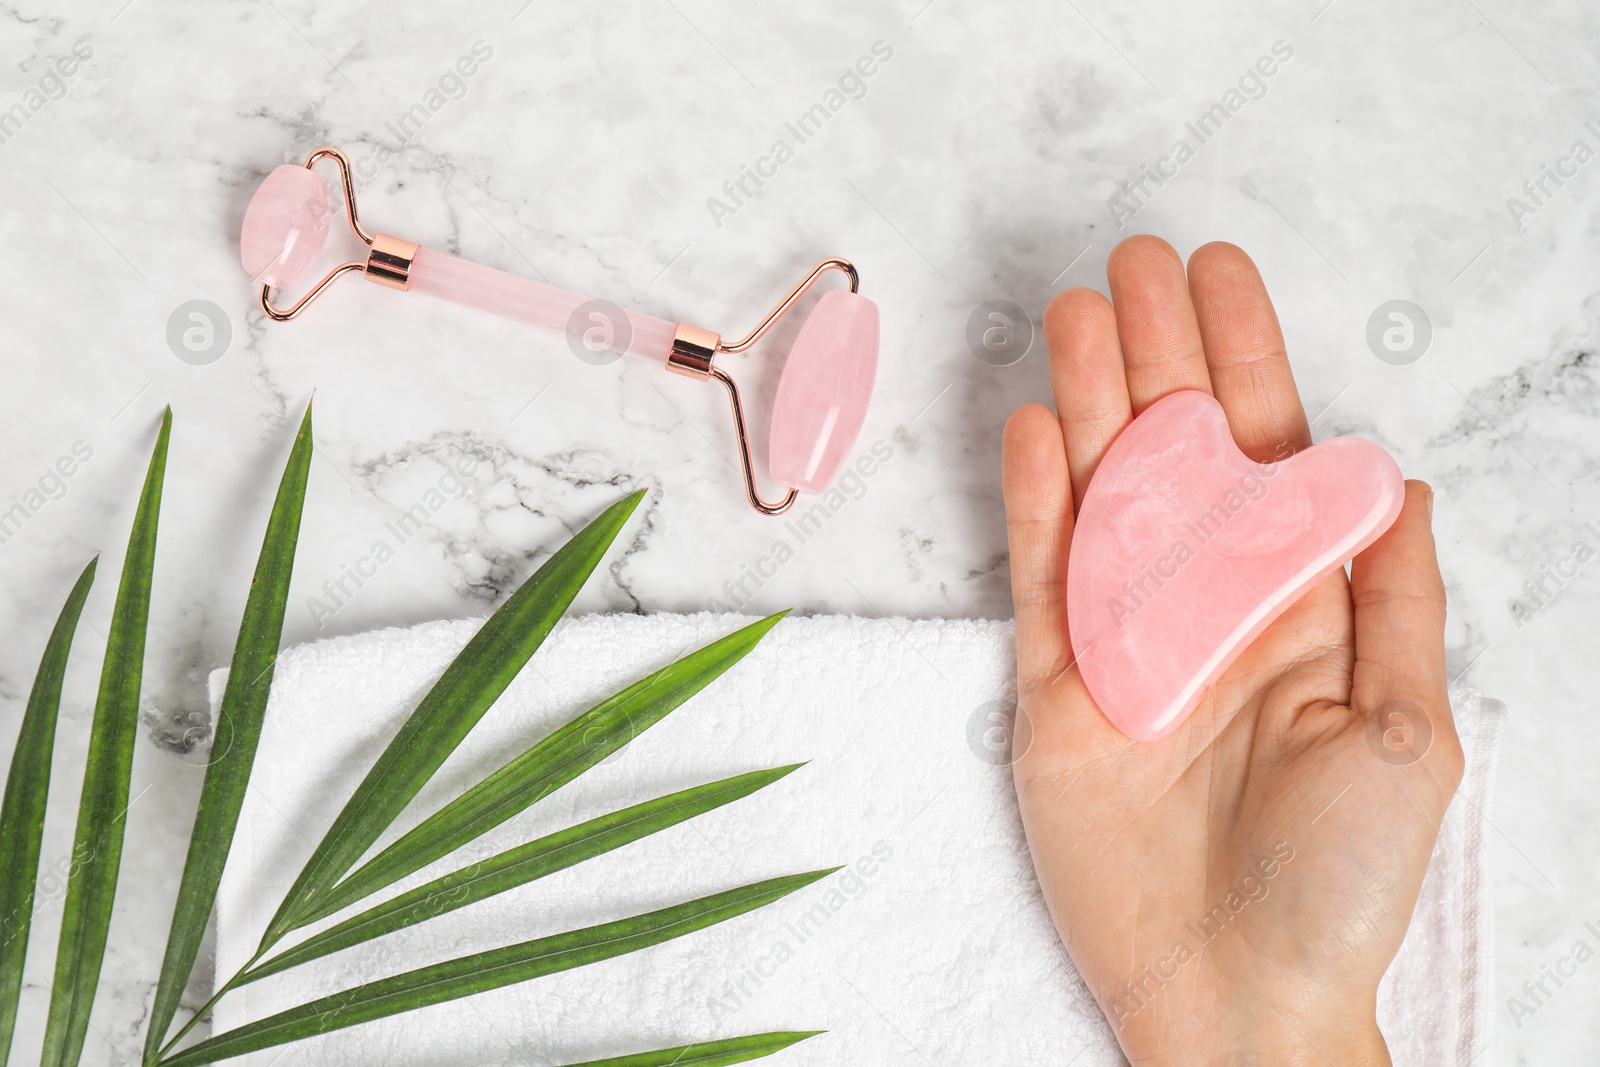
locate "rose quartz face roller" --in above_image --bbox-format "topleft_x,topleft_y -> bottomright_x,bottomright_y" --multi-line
240,146 -> 879,516
1066,390 -> 1404,742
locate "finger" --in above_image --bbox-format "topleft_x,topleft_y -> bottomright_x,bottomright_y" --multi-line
1187,242 -> 1312,463
1106,235 -> 1213,413
1043,288 -> 1132,510
1002,404 -> 1075,690
1348,481 -> 1463,787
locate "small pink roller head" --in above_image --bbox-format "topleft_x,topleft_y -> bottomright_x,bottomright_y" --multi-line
241,164 -> 331,286
768,289 -> 879,494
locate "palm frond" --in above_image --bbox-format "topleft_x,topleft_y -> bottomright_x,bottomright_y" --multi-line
160,870 -> 836,1067
296,612 -> 787,929
0,419 -> 823,1067
259,489 -> 646,949
42,408 -> 171,1067
144,402 -> 314,1064
555,1031 -> 825,1066
240,765 -> 803,983
0,556 -> 96,1063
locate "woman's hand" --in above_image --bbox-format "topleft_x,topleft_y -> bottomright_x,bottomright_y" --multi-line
1001,236 -> 1464,1067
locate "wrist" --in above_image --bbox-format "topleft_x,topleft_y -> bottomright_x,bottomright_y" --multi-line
1197,1023 -> 1389,1067
1114,986 -> 1390,1067
1191,1004 -> 1390,1067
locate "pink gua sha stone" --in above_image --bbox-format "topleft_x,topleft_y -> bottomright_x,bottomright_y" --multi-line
1067,389 -> 1404,741
768,289 -> 880,494
240,164 -> 331,286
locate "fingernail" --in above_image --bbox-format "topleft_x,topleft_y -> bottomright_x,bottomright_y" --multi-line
1426,489 -> 1435,520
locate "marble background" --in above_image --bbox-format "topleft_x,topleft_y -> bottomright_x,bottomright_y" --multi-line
0,0 -> 1596,1063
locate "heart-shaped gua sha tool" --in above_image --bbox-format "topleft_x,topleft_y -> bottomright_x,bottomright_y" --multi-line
1067,390 -> 1404,741
241,147 -> 878,516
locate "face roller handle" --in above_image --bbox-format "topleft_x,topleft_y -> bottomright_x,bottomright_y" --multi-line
407,249 -> 679,364
244,151 -> 678,362
243,147 -> 878,516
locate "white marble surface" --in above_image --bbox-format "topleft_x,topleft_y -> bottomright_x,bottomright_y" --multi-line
0,1 -> 1595,1063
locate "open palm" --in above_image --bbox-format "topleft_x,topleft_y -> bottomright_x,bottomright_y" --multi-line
1001,237 -> 1464,1067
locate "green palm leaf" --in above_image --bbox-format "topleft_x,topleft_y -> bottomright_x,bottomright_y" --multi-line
0,556 -> 96,1063
555,1030 -> 824,1066
143,403 -> 314,1065
42,408 -> 172,1067
297,612 -> 787,929
260,489 -> 646,949
240,765 -> 803,983
160,869 -> 836,1067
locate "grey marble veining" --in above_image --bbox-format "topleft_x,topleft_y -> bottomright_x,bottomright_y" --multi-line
0,1 -> 1596,1063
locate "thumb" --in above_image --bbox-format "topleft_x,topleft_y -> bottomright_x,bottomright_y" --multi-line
1348,479 -> 1463,790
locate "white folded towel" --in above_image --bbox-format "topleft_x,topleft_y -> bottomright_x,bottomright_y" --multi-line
211,614 -> 1503,1065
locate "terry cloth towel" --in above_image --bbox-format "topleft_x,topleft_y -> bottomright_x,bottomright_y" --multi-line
211,614 -> 1504,1066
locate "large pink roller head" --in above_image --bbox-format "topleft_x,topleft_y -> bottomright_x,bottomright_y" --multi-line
241,164 -> 331,286
768,290 -> 879,494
